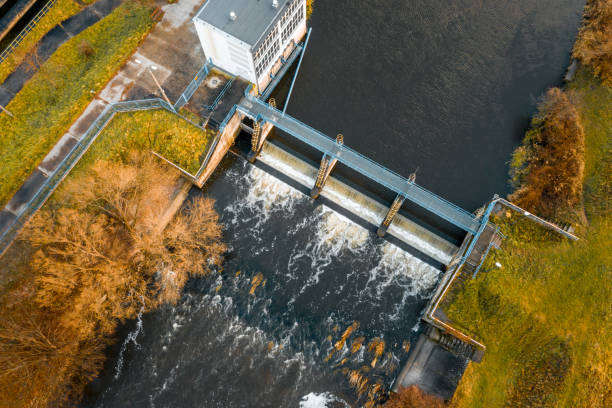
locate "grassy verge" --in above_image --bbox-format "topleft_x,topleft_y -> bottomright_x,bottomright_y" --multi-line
74,109 -> 215,176
0,0 -> 83,84
447,68 -> 611,408
2,108 -> 213,289
0,1 -> 154,208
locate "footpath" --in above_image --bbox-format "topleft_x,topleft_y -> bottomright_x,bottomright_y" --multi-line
0,0 -> 207,250
0,0 -> 124,107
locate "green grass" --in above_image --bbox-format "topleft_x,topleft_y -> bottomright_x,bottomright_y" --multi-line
0,1 -> 153,208
74,109 -> 214,175
0,0 -> 83,84
447,68 -> 612,408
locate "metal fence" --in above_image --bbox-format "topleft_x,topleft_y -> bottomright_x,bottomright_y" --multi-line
0,0 -> 58,64
0,98 -> 187,255
238,95 -> 481,233
174,62 -> 211,110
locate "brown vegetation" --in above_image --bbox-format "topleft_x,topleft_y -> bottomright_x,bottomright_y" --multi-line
385,386 -> 446,408
0,153 -> 226,407
573,0 -> 612,87
509,88 -> 585,219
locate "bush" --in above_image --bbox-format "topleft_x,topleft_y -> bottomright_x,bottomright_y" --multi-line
509,88 -> 585,219
573,0 -> 612,87
385,386 -> 446,408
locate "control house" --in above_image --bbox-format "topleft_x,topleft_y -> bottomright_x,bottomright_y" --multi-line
193,0 -> 308,93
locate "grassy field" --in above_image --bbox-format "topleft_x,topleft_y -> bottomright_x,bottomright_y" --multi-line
74,109 -> 215,176
0,1 -> 154,208
3,108 -> 213,289
447,68 -> 611,408
0,0 -> 83,84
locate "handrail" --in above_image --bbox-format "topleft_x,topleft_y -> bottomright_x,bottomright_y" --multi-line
237,95 -> 481,233
0,0 -> 58,63
424,195 -> 579,351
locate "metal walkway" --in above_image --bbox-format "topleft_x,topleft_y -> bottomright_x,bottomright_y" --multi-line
237,95 -> 481,234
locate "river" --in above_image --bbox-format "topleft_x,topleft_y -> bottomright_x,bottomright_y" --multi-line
83,0 -> 583,407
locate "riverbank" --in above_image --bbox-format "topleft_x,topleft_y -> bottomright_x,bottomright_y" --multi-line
445,62 -> 611,408
0,1 -> 153,208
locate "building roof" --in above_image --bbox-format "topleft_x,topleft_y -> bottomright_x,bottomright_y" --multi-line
194,0 -> 291,49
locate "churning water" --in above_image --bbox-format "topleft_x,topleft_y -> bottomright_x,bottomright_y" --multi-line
85,0 -> 584,406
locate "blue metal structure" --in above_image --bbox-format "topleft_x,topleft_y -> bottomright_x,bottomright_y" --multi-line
236,95 -> 481,234
260,42 -> 305,101
202,77 -> 235,111
283,28 -> 312,113
174,61 -> 211,110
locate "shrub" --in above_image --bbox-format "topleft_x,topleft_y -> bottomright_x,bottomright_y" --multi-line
509,88 -> 585,219
573,0 -> 612,87
385,386 -> 446,408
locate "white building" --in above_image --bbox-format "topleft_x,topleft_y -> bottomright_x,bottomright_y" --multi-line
193,0 -> 307,93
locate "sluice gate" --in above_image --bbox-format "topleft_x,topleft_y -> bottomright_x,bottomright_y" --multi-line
236,95 -> 482,236
256,142 -> 458,265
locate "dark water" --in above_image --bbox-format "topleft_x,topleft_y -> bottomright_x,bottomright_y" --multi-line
84,1 -> 583,407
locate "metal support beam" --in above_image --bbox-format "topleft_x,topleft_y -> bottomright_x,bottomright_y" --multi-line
283,27 -> 312,113
310,134 -> 343,198
247,119 -> 263,163
377,194 -> 406,237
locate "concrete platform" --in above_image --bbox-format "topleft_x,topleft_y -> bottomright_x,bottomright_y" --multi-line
392,333 -> 467,401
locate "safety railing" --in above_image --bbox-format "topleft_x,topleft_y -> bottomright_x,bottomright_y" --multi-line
423,194 -> 579,352
0,98 -> 207,256
238,95 -> 481,233
174,62 -> 211,110
0,0 -> 58,64
202,78 -> 234,111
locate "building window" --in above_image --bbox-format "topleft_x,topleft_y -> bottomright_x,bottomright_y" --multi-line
254,24 -> 282,77
280,0 -> 300,26
281,3 -> 305,43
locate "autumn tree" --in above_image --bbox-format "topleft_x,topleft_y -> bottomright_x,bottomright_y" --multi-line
0,152 -> 226,407
509,88 -> 585,219
385,386 -> 446,408
573,0 -> 612,86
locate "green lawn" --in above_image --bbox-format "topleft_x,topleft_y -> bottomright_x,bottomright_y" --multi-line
3,108 -> 214,290
74,109 -> 215,176
0,0 -> 83,84
447,68 -> 611,408
0,1 -> 154,208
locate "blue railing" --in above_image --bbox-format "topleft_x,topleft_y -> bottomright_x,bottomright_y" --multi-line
0,0 -> 58,64
237,95 -> 481,233
203,78 -> 234,111
174,62 -> 211,110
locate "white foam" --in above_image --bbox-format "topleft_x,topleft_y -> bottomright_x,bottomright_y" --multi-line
299,392 -> 348,408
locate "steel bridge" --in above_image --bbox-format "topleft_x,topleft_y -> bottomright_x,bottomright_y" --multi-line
236,95 -> 481,234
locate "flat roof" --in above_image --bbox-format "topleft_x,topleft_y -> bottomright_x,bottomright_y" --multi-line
194,0 -> 292,48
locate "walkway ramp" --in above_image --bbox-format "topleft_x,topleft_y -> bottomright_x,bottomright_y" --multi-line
237,96 -> 481,234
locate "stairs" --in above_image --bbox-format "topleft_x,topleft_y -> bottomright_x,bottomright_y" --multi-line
426,326 -> 484,363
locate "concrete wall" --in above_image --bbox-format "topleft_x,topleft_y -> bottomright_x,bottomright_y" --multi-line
193,19 -> 256,83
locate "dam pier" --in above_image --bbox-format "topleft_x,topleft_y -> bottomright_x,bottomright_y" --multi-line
177,57 -> 502,397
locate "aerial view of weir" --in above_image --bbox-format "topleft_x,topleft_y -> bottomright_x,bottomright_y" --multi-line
76,0 -> 584,407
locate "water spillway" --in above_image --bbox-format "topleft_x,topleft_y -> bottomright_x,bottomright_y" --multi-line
256,142 -> 458,265
84,0 -> 585,405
